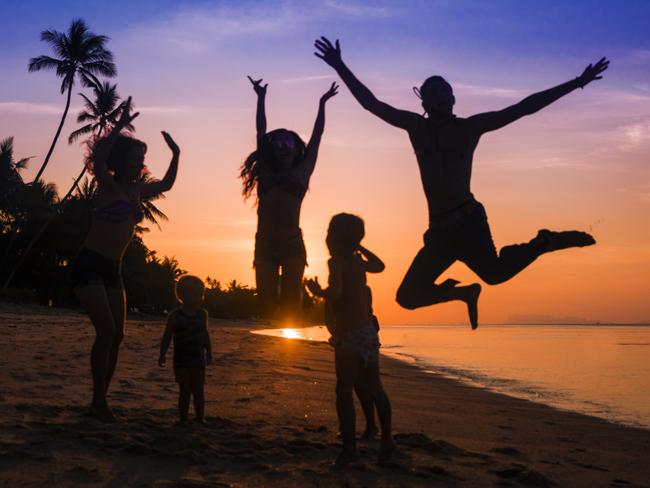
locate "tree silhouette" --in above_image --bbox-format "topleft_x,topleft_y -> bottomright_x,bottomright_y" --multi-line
28,18 -> 116,183
68,76 -> 127,144
0,137 -> 31,228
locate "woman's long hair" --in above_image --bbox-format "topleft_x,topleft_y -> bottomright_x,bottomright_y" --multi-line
240,128 -> 306,199
85,133 -> 147,182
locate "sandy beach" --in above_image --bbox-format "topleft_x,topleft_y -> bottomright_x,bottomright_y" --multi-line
1,304 -> 649,487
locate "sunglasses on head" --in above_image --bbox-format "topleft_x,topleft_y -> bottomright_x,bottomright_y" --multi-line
271,137 -> 296,149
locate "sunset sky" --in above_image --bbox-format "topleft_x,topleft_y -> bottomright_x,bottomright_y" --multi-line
1,0 -> 649,325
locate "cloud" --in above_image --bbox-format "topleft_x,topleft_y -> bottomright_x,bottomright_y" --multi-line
139,105 -> 247,114
599,119 -> 650,153
0,100 -> 246,116
454,82 -> 526,99
624,49 -> 650,65
0,101 -> 80,114
120,3 -> 304,55
323,0 -> 399,18
621,121 -> 650,146
119,0 -> 399,54
276,75 -> 334,84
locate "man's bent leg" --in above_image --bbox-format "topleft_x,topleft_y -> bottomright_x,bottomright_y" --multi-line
459,205 -> 547,285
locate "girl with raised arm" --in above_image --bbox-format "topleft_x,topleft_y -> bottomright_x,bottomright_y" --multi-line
71,99 -> 180,421
242,77 -> 338,321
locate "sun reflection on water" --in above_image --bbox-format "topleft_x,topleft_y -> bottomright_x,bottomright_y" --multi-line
280,328 -> 302,339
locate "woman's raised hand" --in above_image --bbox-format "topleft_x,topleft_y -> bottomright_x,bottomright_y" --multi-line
320,82 -> 339,103
314,37 -> 343,69
247,76 -> 268,97
578,57 -> 609,87
161,131 -> 180,156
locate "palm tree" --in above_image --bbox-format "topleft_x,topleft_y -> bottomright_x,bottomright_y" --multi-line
138,174 -> 169,231
0,137 -> 32,275
2,166 -> 170,291
1,81 -> 133,289
0,137 -> 31,224
28,18 -> 116,183
63,76 -> 132,201
68,76 -> 124,144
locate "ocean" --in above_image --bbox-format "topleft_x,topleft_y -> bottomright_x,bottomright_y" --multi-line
253,324 -> 650,429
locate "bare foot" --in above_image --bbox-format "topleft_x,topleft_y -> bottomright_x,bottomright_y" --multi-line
459,284 -> 481,330
377,439 -> 396,466
537,229 -> 596,252
87,403 -> 116,422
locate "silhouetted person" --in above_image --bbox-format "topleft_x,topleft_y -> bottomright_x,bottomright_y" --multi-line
316,281 -> 379,439
242,77 -> 338,321
159,275 -> 213,425
356,286 -> 380,439
315,37 -> 608,329
307,214 -> 394,467
71,99 -> 180,421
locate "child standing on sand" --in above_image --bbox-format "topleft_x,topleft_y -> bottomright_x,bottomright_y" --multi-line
159,275 -> 213,424
307,213 -> 394,466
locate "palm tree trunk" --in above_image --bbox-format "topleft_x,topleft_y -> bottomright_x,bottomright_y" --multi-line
32,83 -> 72,184
61,165 -> 87,201
2,165 -> 89,290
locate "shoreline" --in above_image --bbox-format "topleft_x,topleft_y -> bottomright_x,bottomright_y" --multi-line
2,305 -> 649,486
254,324 -> 650,432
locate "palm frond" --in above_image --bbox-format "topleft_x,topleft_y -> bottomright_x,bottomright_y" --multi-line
68,123 -> 95,144
81,60 -> 117,78
14,158 -> 32,170
28,55 -> 62,72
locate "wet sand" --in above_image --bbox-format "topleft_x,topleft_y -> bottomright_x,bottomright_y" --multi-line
1,303 -> 649,487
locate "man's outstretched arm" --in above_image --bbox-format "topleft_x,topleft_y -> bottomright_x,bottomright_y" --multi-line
470,57 -> 609,134
314,36 -> 420,131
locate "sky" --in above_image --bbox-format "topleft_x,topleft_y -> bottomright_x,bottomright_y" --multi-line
1,0 -> 649,324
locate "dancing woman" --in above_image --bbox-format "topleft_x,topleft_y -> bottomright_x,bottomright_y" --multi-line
242,77 -> 338,320
72,100 -> 180,420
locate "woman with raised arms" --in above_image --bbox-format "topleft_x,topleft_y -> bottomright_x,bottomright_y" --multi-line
71,100 -> 180,421
242,77 -> 338,321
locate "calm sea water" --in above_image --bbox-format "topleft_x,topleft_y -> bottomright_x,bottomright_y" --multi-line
253,324 -> 650,429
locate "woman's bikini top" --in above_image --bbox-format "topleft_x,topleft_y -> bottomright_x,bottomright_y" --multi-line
257,166 -> 307,199
95,199 -> 144,224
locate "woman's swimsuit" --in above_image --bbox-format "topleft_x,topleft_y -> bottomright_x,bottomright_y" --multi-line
94,199 -> 144,224
254,167 -> 308,267
70,199 -> 143,288
70,247 -> 123,288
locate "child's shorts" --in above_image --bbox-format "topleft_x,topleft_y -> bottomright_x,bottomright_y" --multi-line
174,367 -> 205,386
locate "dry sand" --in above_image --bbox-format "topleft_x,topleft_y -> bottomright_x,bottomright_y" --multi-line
1,303 -> 649,487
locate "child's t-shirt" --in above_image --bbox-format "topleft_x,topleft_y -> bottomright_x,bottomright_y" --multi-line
171,308 -> 207,368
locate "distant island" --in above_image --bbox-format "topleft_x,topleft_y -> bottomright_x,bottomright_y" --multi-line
506,314 -> 650,326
